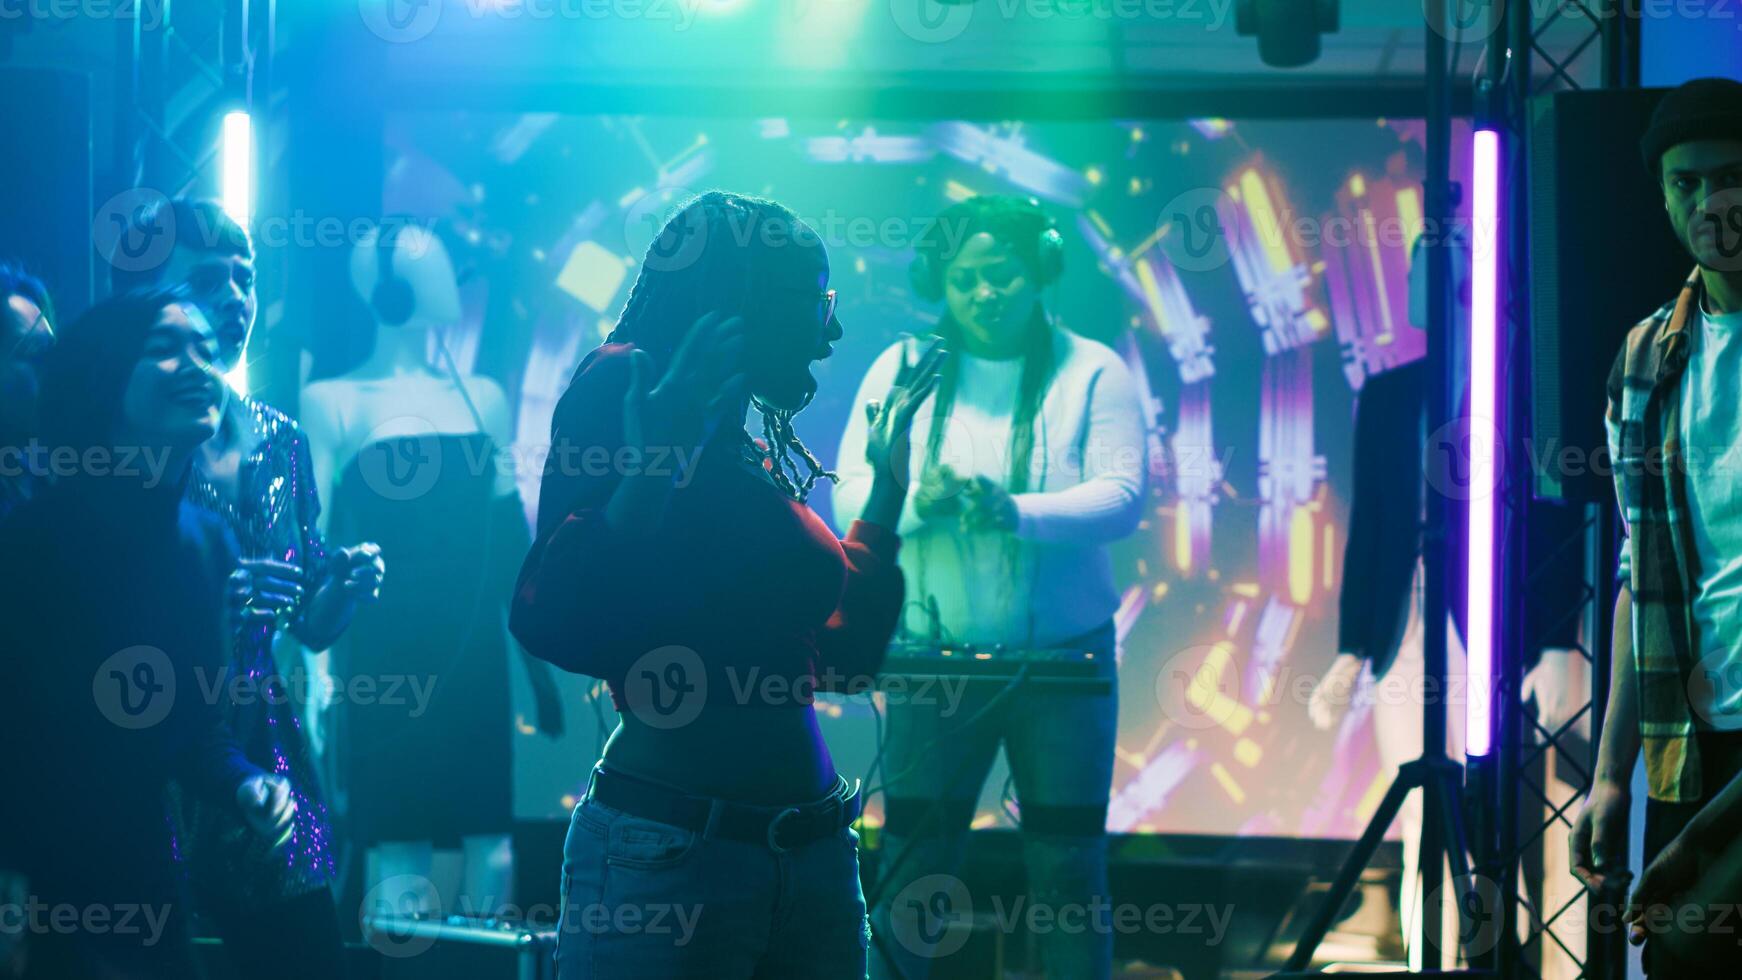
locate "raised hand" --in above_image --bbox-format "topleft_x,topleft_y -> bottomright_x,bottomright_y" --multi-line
857,338 -> 947,531
623,312 -> 750,453
863,338 -> 947,485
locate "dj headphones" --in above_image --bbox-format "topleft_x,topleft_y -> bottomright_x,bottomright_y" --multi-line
370,220 -> 418,327
907,196 -> 1065,303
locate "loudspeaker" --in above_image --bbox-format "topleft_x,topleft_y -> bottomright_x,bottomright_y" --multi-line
1529,88 -> 1691,503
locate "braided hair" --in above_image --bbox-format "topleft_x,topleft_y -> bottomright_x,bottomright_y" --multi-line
605,190 -> 836,502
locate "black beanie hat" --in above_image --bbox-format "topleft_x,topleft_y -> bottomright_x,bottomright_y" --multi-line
1640,77 -> 1742,177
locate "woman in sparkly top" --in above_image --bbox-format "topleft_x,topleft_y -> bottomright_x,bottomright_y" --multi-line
113,198 -> 386,979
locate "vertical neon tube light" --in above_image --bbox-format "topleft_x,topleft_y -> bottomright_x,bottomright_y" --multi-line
1466,128 -> 1501,757
222,111 -> 253,227
221,111 -> 253,396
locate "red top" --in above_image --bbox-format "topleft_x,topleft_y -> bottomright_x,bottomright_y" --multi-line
510,343 -> 904,711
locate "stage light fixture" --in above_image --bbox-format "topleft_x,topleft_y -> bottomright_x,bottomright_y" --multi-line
1466,127 -> 1500,758
1234,0 -> 1339,69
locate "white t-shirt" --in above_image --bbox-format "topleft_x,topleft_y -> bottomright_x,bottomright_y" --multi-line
831,328 -> 1149,647
1680,304 -> 1742,728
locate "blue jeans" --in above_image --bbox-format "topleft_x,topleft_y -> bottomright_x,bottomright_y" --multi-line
556,791 -> 872,978
870,621 -> 1119,980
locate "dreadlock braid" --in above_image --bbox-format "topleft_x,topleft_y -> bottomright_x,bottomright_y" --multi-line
605,190 -> 836,503
757,406 -> 838,502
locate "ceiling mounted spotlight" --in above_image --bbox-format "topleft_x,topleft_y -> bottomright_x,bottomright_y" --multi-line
1235,0 -> 1340,69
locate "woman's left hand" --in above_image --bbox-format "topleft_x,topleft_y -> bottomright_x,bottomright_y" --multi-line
863,338 -> 947,487
960,475 -> 1018,532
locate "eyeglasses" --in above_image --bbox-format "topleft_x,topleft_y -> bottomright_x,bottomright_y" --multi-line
773,286 -> 837,325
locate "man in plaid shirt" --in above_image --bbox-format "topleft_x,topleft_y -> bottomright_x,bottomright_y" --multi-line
1569,77 -> 1742,976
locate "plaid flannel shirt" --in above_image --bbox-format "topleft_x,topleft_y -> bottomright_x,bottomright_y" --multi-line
1606,267 -> 1709,803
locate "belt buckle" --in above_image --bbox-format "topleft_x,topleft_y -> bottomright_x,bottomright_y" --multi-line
766,807 -> 801,853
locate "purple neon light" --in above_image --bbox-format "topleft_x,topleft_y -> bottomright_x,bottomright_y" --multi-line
1466,129 -> 1500,757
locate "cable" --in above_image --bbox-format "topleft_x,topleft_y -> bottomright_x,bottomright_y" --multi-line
431,326 -> 492,438
861,665 -> 1031,919
1000,770 -> 1019,826
861,664 -> 1029,801
854,690 -> 887,839
899,597 -> 957,647
434,326 -> 503,720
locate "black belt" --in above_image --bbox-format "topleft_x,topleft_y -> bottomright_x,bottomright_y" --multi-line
585,766 -> 861,853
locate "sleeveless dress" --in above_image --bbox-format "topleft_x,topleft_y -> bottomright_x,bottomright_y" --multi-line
327,432 -> 525,845
180,397 -> 337,906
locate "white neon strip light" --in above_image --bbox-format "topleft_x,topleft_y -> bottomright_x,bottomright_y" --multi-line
222,111 -> 253,228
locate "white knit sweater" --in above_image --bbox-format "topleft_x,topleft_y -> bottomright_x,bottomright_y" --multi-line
831,327 -> 1149,647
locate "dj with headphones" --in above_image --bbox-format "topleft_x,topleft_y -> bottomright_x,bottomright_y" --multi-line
832,194 -> 1150,980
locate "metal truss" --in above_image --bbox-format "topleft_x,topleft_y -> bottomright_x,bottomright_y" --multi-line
113,0 -> 274,222
1481,2 -> 1639,978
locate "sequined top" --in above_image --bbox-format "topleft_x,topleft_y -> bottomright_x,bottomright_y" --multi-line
179,396 -> 337,904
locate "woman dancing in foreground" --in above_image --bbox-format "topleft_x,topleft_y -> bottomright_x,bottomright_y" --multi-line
511,190 -> 944,978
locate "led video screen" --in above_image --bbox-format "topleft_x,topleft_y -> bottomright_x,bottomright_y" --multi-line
364,111 -> 1474,838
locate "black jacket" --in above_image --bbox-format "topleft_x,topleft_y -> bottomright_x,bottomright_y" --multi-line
1339,361 -> 1453,676
1338,360 -> 1583,677
0,474 -> 260,909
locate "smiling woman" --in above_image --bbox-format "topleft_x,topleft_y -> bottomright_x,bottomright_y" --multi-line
0,289 -> 298,980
